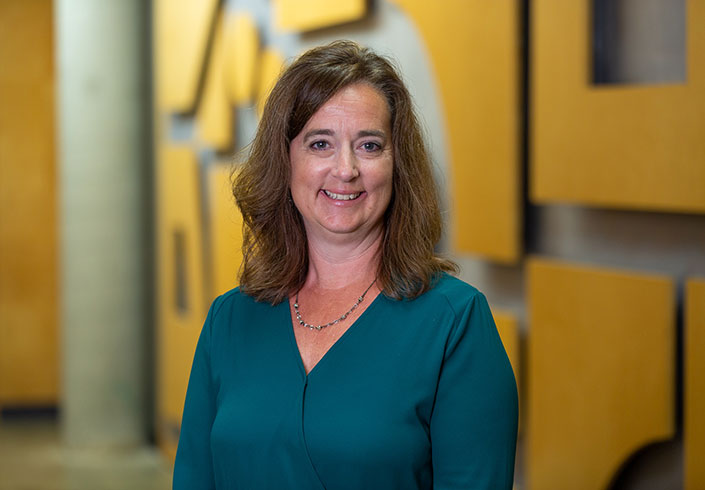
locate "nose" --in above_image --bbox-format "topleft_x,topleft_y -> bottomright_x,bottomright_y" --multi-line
332,148 -> 359,181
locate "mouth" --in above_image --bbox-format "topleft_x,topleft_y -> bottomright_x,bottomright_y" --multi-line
322,190 -> 363,201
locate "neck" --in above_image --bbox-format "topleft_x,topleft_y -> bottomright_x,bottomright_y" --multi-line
304,226 -> 384,291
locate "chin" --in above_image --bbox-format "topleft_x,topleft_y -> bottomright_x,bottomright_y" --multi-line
324,219 -> 384,238
325,224 -> 364,236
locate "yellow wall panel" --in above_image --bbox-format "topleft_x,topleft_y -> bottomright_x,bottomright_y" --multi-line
685,278 -> 705,490
527,258 -> 674,490
156,145 -> 206,458
197,12 -> 233,150
390,0 -> 520,263
493,310 -> 519,387
493,309 -> 521,433
531,0 -> 705,213
273,0 -> 366,32
0,0 -> 58,406
208,164 -> 243,297
224,12 -> 259,106
256,48 -> 286,117
154,0 -> 219,112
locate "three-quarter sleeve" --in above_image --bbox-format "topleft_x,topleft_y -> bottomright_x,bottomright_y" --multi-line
172,300 -> 220,490
430,292 -> 518,489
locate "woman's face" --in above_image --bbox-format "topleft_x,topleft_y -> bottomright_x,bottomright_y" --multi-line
289,83 -> 393,244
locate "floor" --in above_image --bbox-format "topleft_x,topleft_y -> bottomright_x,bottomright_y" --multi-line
0,419 -> 172,490
0,417 -> 682,489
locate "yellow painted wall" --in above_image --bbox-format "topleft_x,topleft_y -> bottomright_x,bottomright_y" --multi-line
209,164 -> 243,296
273,0 -> 366,32
154,0 -> 219,112
493,310 -> 519,389
685,278 -> 705,490
527,258 -> 675,490
390,0 -> 521,263
255,48 -> 286,117
494,309 -> 521,433
531,0 -> 705,213
197,10 -> 233,151
155,145 -> 207,460
224,12 -> 259,106
0,0 -> 58,406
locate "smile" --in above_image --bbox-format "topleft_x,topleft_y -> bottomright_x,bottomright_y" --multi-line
323,190 -> 362,201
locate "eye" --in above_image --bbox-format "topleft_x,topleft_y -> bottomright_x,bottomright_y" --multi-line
310,140 -> 330,150
361,141 -> 382,152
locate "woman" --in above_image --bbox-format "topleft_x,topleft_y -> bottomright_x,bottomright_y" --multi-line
173,41 -> 518,489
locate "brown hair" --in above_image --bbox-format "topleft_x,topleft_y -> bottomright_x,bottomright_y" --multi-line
233,40 -> 456,304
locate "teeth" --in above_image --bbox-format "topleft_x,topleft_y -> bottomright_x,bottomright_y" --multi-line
324,190 -> 361,201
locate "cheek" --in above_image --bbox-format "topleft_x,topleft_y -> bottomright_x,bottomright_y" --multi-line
368,162 -> 394,208
289,158 -> 309,193
378,161 -> 394,195
290,175 -> 309,208
289,161 -> 326,210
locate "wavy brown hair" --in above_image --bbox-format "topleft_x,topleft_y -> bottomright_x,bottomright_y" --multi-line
233,40 -> 457,304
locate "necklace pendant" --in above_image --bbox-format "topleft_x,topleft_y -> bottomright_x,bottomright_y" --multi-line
294,279 -> 376,331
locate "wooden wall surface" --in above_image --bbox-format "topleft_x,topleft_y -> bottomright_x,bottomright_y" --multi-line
0,0 -> 58,407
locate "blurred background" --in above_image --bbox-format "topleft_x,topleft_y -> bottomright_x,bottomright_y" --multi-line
1,0 -> 704,489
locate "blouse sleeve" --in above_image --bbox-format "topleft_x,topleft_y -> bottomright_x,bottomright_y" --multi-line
430,292 -> 518,489
172,299 -> 221,490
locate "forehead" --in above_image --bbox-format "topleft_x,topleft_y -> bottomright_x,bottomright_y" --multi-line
302,83 -> 391,131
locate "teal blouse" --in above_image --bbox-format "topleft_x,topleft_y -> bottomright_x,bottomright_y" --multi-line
173,274 -> 518,489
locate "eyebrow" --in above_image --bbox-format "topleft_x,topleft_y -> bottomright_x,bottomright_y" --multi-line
302,129 -> 334,141
302,129 -> 388,141
357,130 -> 387,140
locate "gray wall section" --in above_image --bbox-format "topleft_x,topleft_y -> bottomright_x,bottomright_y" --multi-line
594,0 -> 686,84
56,0 -> 150,448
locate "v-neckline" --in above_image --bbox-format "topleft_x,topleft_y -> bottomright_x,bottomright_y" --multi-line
285,292 -> 383,379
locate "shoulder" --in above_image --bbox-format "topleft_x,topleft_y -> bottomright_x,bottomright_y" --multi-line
201,287 -> 285,360
206,286 -> 282,328
208,286 -> 245,315
420,273 -> 487,318
380,273 -> 490,338
416,274 -> 497,348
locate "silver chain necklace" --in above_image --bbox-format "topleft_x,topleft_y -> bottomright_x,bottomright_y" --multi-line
294,279 -> 377,331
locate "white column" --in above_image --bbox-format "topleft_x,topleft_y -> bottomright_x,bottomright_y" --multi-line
55,0 -> 150,447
